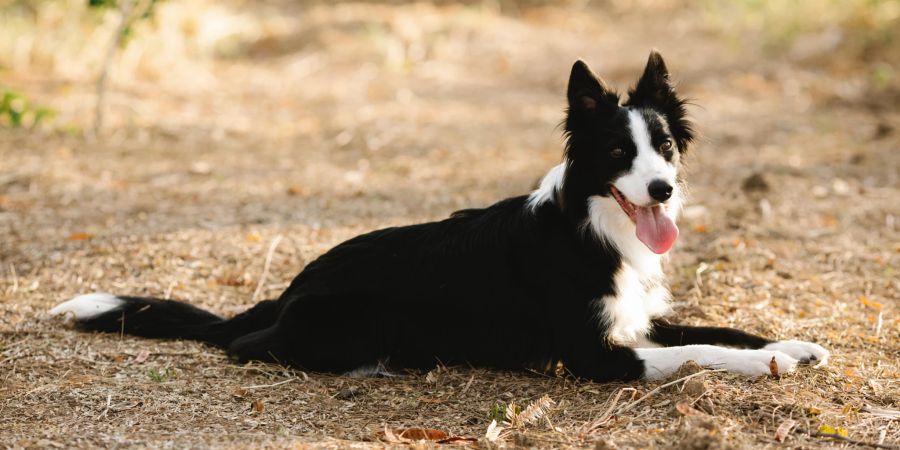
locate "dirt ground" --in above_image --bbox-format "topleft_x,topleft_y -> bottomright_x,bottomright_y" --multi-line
1,1 -> 898,448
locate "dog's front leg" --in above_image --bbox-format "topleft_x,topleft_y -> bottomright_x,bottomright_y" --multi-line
634,345 -> 815,379
646,319 -> 829,368
571,344 -> 812,381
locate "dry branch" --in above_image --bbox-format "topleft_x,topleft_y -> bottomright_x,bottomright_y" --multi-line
618,369 -> 723,414
252,235 -> 284,302
92,0 -> 135,137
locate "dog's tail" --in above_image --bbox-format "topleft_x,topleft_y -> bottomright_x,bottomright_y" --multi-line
49,293 -> 280,348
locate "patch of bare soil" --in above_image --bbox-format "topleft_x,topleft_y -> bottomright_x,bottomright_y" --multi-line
1,2 -> 898,449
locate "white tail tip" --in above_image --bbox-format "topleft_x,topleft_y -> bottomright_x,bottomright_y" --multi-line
49,293 -> 123,320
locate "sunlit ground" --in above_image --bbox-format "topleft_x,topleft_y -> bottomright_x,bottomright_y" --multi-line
1,1 -> 898,448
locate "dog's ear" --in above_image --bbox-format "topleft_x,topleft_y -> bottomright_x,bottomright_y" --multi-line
627,50 -> 694,151
567,60 -> 617,115
629,50 -> 672,107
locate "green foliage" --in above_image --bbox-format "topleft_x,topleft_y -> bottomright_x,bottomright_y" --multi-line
0,88 -> 55,129
147,367 -> 176,382
872,63 -> 895,88
701,0 -> 899,58
87,0 -> 163,18
86,0 -> 164,47
488,403 -> 519,423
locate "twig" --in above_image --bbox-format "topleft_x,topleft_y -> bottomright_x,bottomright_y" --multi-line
618,369 -> 723,414
164,281 -> 176,300
240,376 -> 298,390
579,387 -> 635,433
600,388 -> 633,420
252,235 -> 283,302
795,427 -> 900,450
92,0 -> 136,137
96,394 -> 112,420
8,263 -> 18,294
119,310 -> 125,340
864,405 -> 900,419
460,374 -> 475,394
0,353 -> 31,365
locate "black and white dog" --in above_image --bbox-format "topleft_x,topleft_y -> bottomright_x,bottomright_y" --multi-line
51,52 -> 828,381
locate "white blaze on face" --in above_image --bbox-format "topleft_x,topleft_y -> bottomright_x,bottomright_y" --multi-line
613,109 -> 678,206
607,109 -> 681,255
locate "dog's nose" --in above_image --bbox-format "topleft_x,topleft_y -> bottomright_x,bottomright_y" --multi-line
648,179 -> 673,202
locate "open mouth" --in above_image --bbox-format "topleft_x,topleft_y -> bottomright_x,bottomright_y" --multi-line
609,186 -> 679,254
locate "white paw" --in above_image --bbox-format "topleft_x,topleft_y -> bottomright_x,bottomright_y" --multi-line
717,349 -> 798,377
636,345 -> 799,379
764,340 -> 829,367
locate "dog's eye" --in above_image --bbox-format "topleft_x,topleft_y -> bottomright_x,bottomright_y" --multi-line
610,148 -> 624,158
659,139 -> 673,153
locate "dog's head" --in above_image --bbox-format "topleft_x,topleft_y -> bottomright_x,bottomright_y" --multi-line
561,51 -> 694,254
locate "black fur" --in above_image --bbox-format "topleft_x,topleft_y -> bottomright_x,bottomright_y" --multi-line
70,53 -> 775,382
80,297 -> 280,347
649,319 -> 772,348
624,51 -> 694,153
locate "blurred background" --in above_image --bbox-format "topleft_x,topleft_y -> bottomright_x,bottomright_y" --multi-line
1,0 -> 897,238
1,0 -> 898,307
1,0 -> 897,131
1,0 -> 898,329
1,2 -> 898,447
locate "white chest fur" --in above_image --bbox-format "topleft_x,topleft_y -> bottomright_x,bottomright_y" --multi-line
587,195 -> 675,346
596,264 -> 671,346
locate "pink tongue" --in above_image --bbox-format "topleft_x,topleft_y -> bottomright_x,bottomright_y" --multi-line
634,205 -> 679,254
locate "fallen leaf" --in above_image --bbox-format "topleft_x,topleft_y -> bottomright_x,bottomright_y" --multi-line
417,396 -> 443,404
675,402 -> 702,416
383,425 -> 458,443
775,418 -> 796,442
133,350 -> 150,364
67,232 -> 93,241
485,419 -> 503,442
841,404 -> 860,420
817,424 -> 848,437
692,223 -> 708,233
808,406 -> 822,416
769,356 -> 780,378
250,400 -> 264,413
398,428 -> 448,441
383,425 -> 404,443
859,295 -> 883,311
233,387 -> 248,398
216,273 -> 251,287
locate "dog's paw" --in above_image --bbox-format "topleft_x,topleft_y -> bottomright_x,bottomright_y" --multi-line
764,340 -> 829,367
718,349 -> 798,377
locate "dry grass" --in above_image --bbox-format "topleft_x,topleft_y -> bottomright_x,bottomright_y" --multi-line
1,1 -> 899,448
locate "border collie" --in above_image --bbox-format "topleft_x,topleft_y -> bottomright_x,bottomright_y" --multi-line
51,52 -> 829,381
